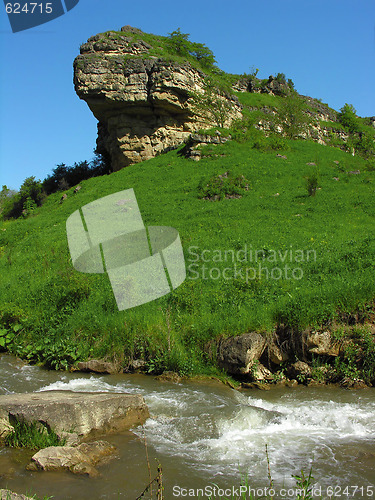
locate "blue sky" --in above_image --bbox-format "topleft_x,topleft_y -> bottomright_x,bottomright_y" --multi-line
0,0 -> 374,190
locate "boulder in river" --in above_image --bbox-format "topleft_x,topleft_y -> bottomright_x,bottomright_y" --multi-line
0,391 -> 149,441
76,359 -> 121,374
26,440 -> 117,478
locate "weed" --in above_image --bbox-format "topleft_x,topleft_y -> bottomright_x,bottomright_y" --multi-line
5,419 -> 66,450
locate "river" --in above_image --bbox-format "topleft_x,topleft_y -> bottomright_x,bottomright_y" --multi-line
0,354 -> 374,499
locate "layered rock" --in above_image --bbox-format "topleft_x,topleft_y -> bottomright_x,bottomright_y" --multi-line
74,27 -> 242,171
0,391 -> 149,441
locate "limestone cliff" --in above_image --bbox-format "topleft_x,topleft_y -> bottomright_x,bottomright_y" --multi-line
74,27 -> 242,171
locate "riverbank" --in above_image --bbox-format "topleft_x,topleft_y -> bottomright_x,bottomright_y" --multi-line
1,136 -> 375,387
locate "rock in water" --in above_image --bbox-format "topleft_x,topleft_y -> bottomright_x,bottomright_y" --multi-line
27,440 -> 117,478
73,27 -> 242,171
0,391 -> 149,440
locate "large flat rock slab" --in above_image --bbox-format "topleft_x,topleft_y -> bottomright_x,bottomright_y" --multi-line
0,391 -> 149,439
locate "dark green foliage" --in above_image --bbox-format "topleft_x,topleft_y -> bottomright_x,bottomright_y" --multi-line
338,103 -> 359,133
197,171 -> 250,200
5,419 -> 66,449
278,92 -> 309,138
166,28 -> 216,70
275,72 -> 286,84
1,176 -> 45,219
333,327 -> 375,384
166,28 -> 191,56
189,42 -> 216,69
337,104 -> 375,159
43,153 -> 110,195
305,171 -> 319,196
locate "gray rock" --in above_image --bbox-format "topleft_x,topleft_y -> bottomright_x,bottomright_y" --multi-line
120,25 -> 144,34
155,371 -> 182,383
218,332 -> 266,375
0,391 -> 149,440
76,359 -> 121,374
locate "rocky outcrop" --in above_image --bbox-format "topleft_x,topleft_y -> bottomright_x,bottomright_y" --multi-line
74,27 -> 242,171
27,440 -> 117,478
179,132 -> 230,161
0,391 -> 149,441
217,332 -> 266,375
232,75 -> 291,96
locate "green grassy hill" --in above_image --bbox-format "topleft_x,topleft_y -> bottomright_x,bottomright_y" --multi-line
1,27 -> 374,382
1,131 -> 374,380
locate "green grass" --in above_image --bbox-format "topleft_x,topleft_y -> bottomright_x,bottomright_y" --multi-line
4,419 -> 65,450
0,135 -> 374,375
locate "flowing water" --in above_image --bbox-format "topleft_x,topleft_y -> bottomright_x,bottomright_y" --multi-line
0,354 -> 374,499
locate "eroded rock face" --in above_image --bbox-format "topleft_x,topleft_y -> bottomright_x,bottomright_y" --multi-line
74,28 -> 242,171
0,391 -> 149,440
304,330 -> 342,357
217,332 -> 266,375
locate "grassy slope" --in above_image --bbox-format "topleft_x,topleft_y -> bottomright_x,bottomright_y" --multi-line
1,122 -> 374,374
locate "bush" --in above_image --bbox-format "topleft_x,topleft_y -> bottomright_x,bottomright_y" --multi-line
253,134 -> 289,152
279,93 -> 309,138
198,171 -> 250,200
305,172 -> 319,196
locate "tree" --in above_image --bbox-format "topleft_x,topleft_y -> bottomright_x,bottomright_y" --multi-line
189,42 -> 216,69
338,103 -> 360,134
190,80 -> 235,129
166,28 -> 191,56
279,92 -> 308,139
2,177 -> 45,219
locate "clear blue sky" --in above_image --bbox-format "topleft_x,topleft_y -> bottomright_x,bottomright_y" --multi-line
0,0 -> 374,190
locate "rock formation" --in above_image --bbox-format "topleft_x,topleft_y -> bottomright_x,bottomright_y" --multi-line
74,27 -> 242,171
0,391 -> 149,441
